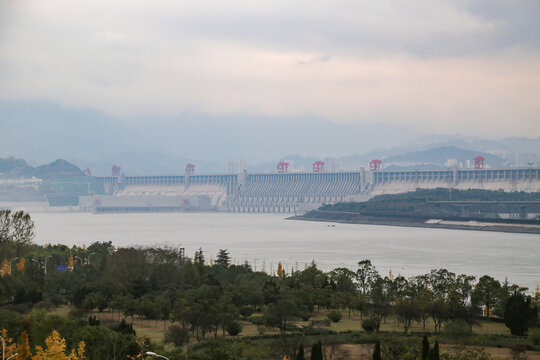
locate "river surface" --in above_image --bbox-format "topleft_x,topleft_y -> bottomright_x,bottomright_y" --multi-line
30,212 -> 540,291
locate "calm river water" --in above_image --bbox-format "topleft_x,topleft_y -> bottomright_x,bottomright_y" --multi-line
30,212 -> 540,291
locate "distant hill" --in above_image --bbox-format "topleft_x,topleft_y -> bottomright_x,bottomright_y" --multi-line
0,157 -> 83,179
0,157 -> 35,178
34,159 -> 83,179
382,146 -> 507,169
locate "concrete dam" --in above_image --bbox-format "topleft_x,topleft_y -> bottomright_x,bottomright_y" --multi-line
81,166 -> 540,214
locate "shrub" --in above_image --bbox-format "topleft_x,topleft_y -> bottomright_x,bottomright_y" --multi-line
239,306 -> 253,319
382,336 -> 420,360
443,319 -> 472,341
249,315 -> 265,326
88,315 -> 101,326
362,318 -> 376,333
505,292 -> 538,336
226,320 -> 243,336
68,308 -> 87,320
33,300 -> 55,311
49,295 -> 64,306
528,327 -> 540,347
298,310 -> 312,321
114,318 -> 136,335
327,310 -> 342,323
164,324 -> 190,346
257,325 -> 266,335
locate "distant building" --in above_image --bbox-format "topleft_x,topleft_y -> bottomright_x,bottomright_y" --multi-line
227,160 -> 246,173
445,158 -> 458,167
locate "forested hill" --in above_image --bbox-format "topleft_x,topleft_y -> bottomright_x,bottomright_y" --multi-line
0,157 -> 83,178
319,188 -> 540,218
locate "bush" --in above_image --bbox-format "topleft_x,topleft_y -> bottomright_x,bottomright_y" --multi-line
249,315 -> 265,326
443,319 -> 472,341
226,320 -> 243,336
68,308 -> 87,320
239,306 -> 253,319
529,328 -> 540,347
88,315 -> 101,326
257,325 -> 266,335
362,318 -> 376,333
327,310 -> 342,323
504,292 -> 538,336
49,294 -> 65,306
298,310 -> 313,321
33,300 -> 55,311
114,318 -> 136,335
164,324 -> 190,346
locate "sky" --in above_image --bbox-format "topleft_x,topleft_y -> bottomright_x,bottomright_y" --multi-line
1,0 -> 540,138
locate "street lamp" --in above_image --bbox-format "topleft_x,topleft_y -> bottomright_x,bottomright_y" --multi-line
74,256 -> 83,265
44,255 -> 52,274
145,351 -> 169,360
1,334 -> 5,360
31,259 -> 44,271
9,258 -> 18,274
87,252 -> 96,265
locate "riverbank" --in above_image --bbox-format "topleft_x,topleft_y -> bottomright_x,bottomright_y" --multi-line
289,210 -> 540,234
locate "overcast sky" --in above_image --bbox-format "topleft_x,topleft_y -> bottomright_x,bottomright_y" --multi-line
1,0 -> 539,137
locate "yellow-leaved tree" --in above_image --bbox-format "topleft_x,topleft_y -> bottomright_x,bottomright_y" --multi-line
31,330 -> 85,360
17,330 -> 32,360
277,262 -> 285,278
17,257 -> 26,273
127,337 -> 149,360
1,259 -> 9,276
68,254 -> 74,269
1,329 -> 18,359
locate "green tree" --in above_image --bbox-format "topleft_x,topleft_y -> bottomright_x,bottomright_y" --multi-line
422,335 -> 430,360
372,340 -> 382,360
310,341 -> 323,360
356,259 -> 378,294
472,275 -> 501,318
296,344 -> 305,360
395,298 -> 420,333
369,277 -> 392,333
216,249 -> 231,267
428,340 -> 439,360
504,291 -> 538,335
164,324 -> 189,346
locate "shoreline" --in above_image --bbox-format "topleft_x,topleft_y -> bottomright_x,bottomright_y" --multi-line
288,211 -> 540,234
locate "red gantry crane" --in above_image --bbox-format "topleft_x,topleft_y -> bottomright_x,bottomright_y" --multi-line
185,163 -> 195,175
369,159 -> 382,171
312,161 -> 324,172
112,165 -> 121,176
474,156 -> 485,169
277,161 -> 289,173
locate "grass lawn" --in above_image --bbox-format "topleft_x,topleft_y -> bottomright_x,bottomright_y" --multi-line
294,309 -> 510,336
49,305 -> 530,359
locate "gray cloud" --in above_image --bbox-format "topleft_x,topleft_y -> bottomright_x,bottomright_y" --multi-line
0,0 -> 539,137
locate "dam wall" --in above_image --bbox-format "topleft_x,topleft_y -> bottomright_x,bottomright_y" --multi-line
370,168 -> 540,196
230,171 -> 367,213
92,167 -> 540,213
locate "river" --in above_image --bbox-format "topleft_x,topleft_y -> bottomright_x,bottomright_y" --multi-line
30,212 -> 540,291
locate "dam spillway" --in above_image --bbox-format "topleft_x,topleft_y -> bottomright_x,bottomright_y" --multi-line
87,167 -> 540,213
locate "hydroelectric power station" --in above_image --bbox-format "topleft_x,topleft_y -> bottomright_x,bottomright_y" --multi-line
80,160 -> 540,215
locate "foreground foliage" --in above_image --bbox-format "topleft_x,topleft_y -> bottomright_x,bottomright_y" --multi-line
1,210 -> 539,359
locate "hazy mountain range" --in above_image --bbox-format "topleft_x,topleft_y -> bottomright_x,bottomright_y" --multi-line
1,100 -> 539,175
